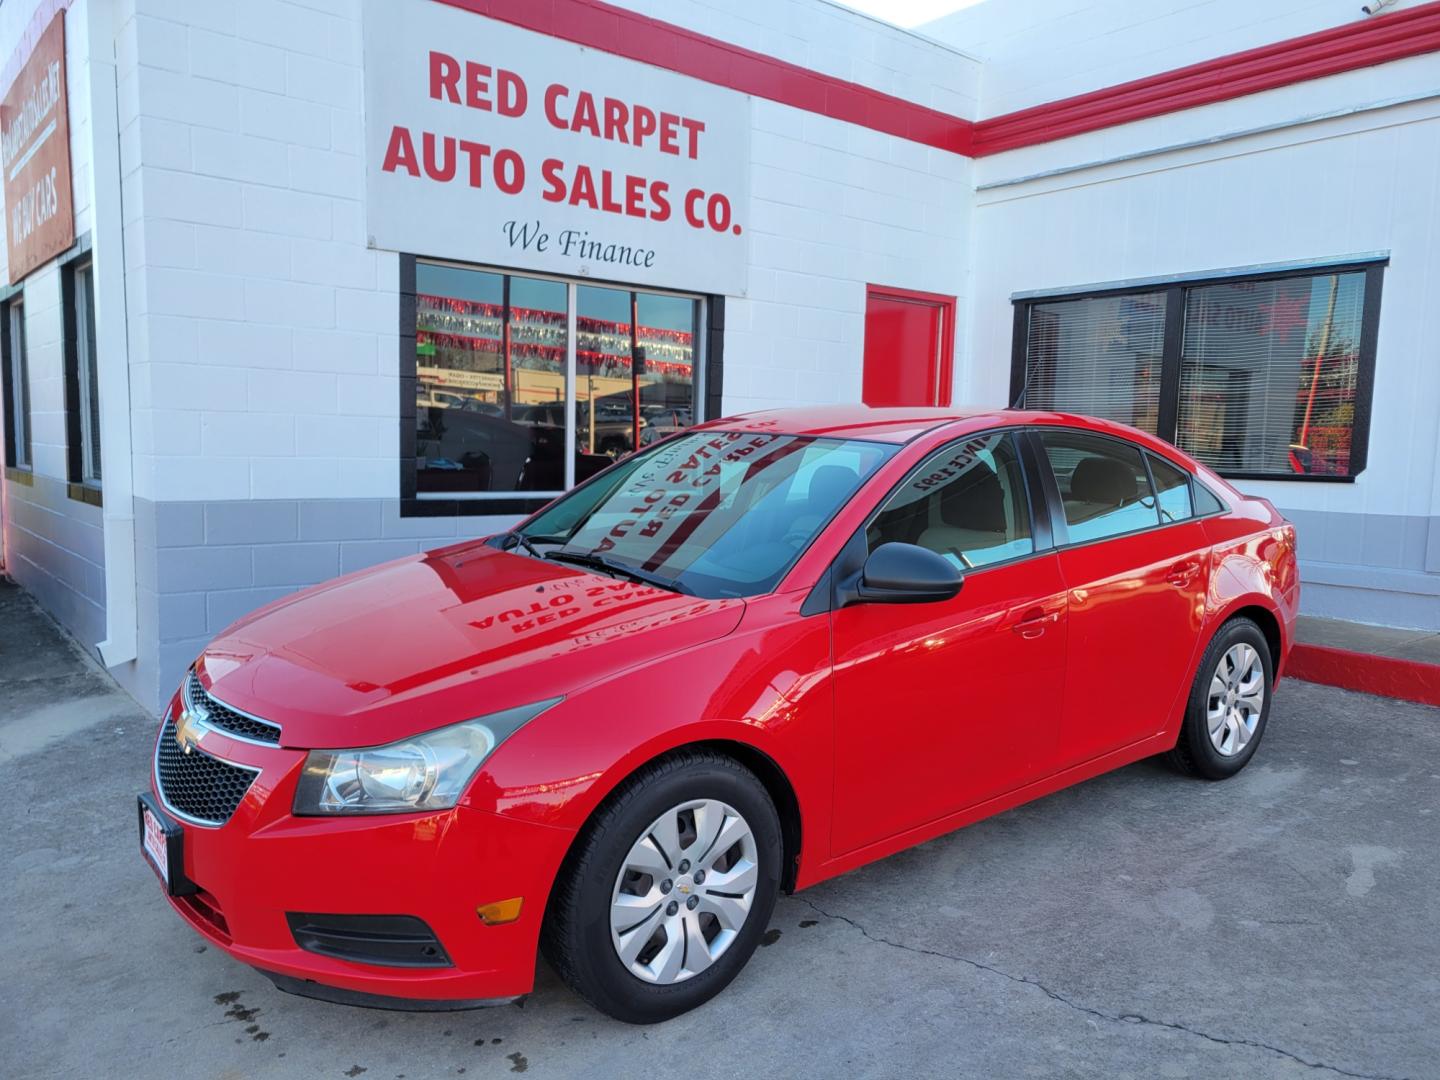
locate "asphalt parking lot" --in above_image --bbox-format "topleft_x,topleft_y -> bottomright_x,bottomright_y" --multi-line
2,580 -> 1437,1080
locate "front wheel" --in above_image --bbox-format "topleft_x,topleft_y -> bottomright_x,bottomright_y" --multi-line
541,751 -> 782,1023
1167,617 -> 1273,780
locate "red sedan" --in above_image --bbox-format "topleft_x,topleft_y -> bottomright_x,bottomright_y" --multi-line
138,406 -> 1298,1023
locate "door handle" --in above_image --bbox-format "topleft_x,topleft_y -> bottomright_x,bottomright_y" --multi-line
1012,609 -> 1059,639
1166,561 -> 1200,587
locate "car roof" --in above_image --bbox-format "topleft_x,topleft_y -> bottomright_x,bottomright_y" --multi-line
695,404 -> 1150,445
692,405 -> 998,443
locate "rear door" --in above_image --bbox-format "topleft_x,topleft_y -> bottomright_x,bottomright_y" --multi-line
1031,430 -> 1212,767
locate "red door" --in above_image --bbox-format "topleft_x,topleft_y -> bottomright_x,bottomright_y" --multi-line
830,555 -> 1069,855
862,285 -> 955,407
1054,523 -> 1212,767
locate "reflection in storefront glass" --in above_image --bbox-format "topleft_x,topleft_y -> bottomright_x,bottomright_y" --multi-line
635,291 -> 698,448
415,264 -> 569,495
415,263 -> 700,497
1177,272 -> 1365,476
576,285 -> 697,471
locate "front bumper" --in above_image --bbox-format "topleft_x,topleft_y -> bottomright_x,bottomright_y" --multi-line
142,713 -> 575,1006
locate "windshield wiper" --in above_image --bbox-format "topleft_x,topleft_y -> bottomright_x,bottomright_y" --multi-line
544,549 -> 692,595
495,531 -> 568,559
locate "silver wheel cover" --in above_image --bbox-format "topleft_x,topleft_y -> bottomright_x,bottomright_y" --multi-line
1207,642 -> 1265,756
609,798 -> 759,984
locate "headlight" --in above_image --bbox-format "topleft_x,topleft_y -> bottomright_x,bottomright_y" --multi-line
292,699 -> 559,816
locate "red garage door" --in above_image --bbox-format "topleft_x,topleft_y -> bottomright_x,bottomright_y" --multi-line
862,285 -> 955,407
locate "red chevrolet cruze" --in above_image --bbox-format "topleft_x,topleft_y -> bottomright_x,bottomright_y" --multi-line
139,406 -> 1297,1023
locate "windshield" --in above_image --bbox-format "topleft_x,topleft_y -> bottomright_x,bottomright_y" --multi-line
519,430 -> 895,598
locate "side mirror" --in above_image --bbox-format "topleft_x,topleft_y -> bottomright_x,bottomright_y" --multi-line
852,542 -> 963,605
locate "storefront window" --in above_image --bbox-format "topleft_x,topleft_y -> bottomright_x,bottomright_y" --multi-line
1019,293 -> 1165,434
576,286 -> 698,465
66,258 -> 102,490
416,264 -> 564,495
412,260 -> 702,500
1178,272 -> 1366,477
1012,261 -> 1382,480
2,296 -> 30,470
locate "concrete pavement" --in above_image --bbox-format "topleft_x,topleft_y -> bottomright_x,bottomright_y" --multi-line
1,579 -> 1436,1079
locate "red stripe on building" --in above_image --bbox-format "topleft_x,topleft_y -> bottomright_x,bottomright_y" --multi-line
970,1 -> 1440,155
1287,643 -> 1440,709
431,0 -> 975,154
433,0 -> 1440,160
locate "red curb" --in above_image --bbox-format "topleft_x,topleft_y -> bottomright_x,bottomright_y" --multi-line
1287,643 -> 1440,708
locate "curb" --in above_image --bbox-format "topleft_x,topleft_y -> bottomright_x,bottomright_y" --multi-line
1287,643 -> 1440,708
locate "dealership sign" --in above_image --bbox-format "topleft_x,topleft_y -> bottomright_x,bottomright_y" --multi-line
1,12 -> 74,285
362,0 -> 751,296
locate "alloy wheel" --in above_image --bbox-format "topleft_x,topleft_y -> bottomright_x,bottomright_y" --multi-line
609,799 -> 759,984
1207,642 -> 1265,756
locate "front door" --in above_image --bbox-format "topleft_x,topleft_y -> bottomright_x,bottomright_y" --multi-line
830,431 -> 1067,855
862,285 -> 955,407
1032,429 -> 1212,766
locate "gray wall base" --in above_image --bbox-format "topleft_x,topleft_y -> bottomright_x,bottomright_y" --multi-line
2,473 -> 106,655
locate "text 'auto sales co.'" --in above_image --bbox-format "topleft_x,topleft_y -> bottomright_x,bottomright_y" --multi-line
364,3 -> 751,296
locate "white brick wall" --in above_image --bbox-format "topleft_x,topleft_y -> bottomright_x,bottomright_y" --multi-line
924,0 -> 1435,118
722,104 -> 972,412
0,1 -> 107,640
107,0 -> 978,501
1,0 -> 97,470
117,0 -> 395,503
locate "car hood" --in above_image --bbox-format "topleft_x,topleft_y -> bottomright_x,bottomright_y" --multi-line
195,542 -> 745,749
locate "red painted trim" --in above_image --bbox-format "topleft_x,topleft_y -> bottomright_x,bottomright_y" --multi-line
863,284 -> 957,408
430,0 -> 1440,160
1287,643 -> 1440,709
430,0 -> 975,155
971,1 -> 1440,155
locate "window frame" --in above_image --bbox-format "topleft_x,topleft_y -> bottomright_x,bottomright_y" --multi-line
1010,258 -> 1386,483
1025,427 -> 1228,553
398,254 -> 721,518
1,289 -> 30,475
62,241 -> 102,506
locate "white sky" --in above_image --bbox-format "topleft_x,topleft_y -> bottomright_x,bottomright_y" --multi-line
830,0 -> 988,30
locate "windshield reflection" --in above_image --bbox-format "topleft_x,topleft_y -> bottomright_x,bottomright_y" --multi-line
522,430 -> 894,599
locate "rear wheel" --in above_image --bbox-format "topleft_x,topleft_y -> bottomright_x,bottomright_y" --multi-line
541,751 -> 782,1023
1167,617 -> 1273,780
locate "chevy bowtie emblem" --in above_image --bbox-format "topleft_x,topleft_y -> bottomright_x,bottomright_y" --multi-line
174,708 -> 210,755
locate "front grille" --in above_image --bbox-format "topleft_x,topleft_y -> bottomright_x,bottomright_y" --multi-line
155,719 -> 259,826
185,669 -> 281,745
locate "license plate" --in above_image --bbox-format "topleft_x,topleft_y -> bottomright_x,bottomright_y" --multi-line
137,793 -> 193,895
142,805 -> 171,884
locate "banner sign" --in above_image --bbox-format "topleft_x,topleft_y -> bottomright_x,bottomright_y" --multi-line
1,12 -> 73,285
362,0 -> 751,296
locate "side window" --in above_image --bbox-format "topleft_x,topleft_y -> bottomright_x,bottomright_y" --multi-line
1193,480 -> 1226,516
1040,431 -> 1158,543
1148,453 -> 1193,523
868,431 -> 1034,570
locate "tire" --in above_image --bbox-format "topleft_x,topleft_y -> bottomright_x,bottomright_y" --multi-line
1166,616 -> 1274,780
541,751 -> 783,1024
